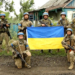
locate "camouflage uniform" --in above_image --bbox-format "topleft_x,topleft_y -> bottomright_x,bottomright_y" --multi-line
0,19 -> 9,52
58,18 -> 71,35
62,34 -> 75,70
18,19 -> 32,40
38,18 -> 53,53
38,18 -> 53,27
71,18 -> 75,35
10,39 -> 31,69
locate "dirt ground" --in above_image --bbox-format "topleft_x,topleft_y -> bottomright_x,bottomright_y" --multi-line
0,56 -> 75,75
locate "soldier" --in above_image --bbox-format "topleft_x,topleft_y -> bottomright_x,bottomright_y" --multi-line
58,12 -> 71,35
10,32 -> 31,69
57,12 -> 71,52
18,12 -> 33,41
71,18 -> 75,35
0,13 -> 10,52
62,28 -> 75,70
38,12 -> 53,53
38,12 -> 53,27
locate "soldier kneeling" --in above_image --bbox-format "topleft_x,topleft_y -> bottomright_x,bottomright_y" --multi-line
10,32 -> 31,69
62,28 -> 75,70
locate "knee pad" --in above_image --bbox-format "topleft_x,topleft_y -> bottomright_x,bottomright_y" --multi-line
23,50 -> 31,57
70,51 -> 74,57
26,52 -> 31,57
15,59 -> 22,68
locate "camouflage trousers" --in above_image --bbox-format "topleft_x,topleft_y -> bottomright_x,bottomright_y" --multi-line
0,32 -> 9,51
14,50 -> 31,68
67,50 -> 75,62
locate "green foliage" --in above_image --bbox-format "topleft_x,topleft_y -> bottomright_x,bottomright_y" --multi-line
0,49 -> 66,57
20,0 -> 34,12
49,17 -> 57,26
0,0 -> 34,20
0,50 -> 12,56
5,12 -> 10,20
0,0 -> 15,12
0,2 -> 2,6
0,0 -> 15,20
5,0 -> 14,12
19,0 -> 34,20
31,49 -> 66,57
14,10 -> 18,19
18,12 -> 23,20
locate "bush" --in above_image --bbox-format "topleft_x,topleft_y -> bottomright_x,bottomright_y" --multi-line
49,17 -> 58,26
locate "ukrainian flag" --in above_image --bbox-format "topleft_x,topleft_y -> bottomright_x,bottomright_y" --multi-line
27,26 -> 64,50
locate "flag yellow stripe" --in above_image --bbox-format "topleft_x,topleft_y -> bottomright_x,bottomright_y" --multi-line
28,38 -> 64,50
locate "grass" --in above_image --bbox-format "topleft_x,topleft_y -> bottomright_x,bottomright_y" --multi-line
0,35 -> 67,57
31,49 -> 66,57
0,48 -> 67,57
0,50 -> 12,56
1,31 -> 66,57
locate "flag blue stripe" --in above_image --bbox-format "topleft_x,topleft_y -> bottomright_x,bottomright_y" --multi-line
27,26 -> 64,38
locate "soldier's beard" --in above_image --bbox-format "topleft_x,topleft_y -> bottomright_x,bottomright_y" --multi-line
24,18 -> 28,20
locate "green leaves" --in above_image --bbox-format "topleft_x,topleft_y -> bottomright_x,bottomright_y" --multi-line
19,0 -> 34,20
0,0 -> 14,12
0,2 -> 2,6
0,0 -> 34,20
5,0 -> 14,12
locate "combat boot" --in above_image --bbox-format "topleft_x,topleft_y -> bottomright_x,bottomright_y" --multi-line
68,62 -> 74,70
49,49 -> 52,53
25,63 -> 31,69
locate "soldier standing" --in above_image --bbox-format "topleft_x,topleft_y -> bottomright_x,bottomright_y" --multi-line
62,28 -> 75,70
71,18 -> 75,35
0,13 -> 10,52
38,12 -> 53,53
57,12 -> 71,52
18,12 -> 33,41
10,32 -> 31,69
58,12 -> 71,35
39,12 -> 53,27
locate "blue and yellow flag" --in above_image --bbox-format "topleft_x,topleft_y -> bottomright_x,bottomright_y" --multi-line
27,26 -> 64,50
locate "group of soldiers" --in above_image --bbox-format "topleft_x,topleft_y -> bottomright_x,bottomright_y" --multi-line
0,11 -> 75,70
